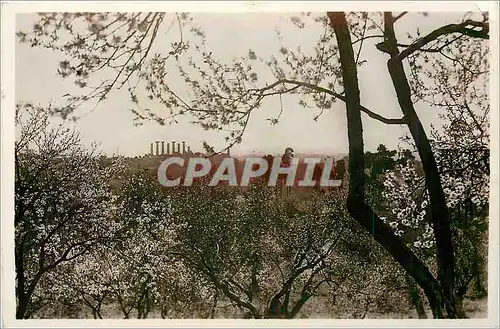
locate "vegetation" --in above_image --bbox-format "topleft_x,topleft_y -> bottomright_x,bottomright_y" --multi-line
14,11 -> 490,319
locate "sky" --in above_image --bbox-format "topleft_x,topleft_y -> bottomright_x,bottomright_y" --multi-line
15,11 -> 475,157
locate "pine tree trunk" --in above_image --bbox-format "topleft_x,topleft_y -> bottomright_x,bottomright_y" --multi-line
328,11 -> 448,319
380,12 -> 457,318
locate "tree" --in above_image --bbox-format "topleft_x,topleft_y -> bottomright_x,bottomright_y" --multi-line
324,12 -> 487,318
110,170 -> 179,319
14,103 -> 124,318
381,96 -> 489,317
364,144 -> 398,181
45,247 -> 115,319
434,110 -> 489,310
18,11 -> 489,318
33,169 -> 214,319
167,180 -> 369,319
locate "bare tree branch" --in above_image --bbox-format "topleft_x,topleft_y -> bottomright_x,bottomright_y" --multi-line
391,19 -> 489,62
258,79 -> 407,125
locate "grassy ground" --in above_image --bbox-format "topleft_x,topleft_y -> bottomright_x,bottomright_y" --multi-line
51,296 -> 487,319
365,297 -> 488,319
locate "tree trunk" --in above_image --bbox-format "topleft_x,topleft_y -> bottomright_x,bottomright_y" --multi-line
474,267 -> 486,299
16,287 -> 29,319
289,294 -> 312,318
16,294 -> 29,320
15,240 -> 49,319
455,295 -> 468,319
161,302 -> 168,319
144,290 -> 151,319
266,299 -> 283,318
327,11 -> 446,319
82,296 -> 97,319
471,244 -> 486,299
380,12 -> 457,318
265,304 -> 286,319
15,240 -> 29,319
117,294 -> 131,319
405,274 -> 428,318
210,289 -> 218,318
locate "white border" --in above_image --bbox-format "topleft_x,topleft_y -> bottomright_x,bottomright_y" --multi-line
1,1 -> 498,328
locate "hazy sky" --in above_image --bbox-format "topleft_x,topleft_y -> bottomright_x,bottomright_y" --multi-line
15,11 -> 473,157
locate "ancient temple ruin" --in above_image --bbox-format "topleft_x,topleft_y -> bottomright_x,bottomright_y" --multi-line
148,141 -> 231,157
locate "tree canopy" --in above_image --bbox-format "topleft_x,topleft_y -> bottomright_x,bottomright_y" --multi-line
14,10 -> 491,319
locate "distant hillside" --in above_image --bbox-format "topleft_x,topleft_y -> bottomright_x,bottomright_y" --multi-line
108,152 -> 346,190
233,152 -> 349,161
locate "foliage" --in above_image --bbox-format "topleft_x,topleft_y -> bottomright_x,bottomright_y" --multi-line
380,101 -> 489,313
14,103 -> 125,318
15,11 -> 490,319
168,183 -> 349,318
